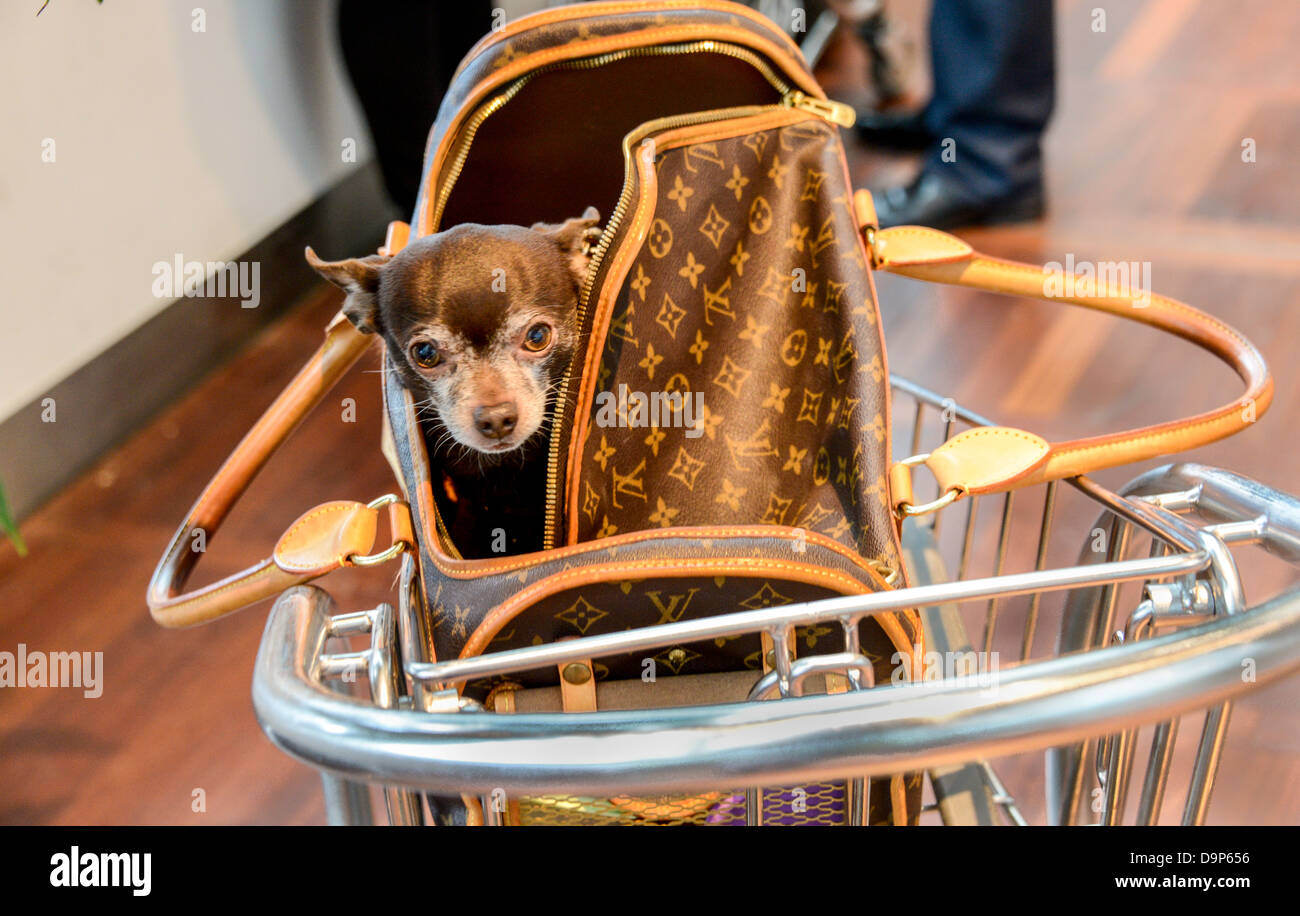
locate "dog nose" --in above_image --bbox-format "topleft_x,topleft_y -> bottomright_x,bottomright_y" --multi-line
473,402 -> 517,439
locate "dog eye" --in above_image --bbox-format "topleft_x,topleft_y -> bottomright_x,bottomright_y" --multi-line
523,323 -> 552,352
410,341 -> 441,368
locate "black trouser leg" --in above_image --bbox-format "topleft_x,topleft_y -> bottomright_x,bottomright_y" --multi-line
921,0 -> 1056,200
337,1 -> 493,217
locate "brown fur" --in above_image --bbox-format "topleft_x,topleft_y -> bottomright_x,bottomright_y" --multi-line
305,209 -> 600,555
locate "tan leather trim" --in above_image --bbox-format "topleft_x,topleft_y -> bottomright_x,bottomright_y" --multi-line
149,559 -> 304,630
556,647 -> 599,713
458,556 -> 909,664
853,188 -> 878,231
651,106 -> 810,151
463,795 -> 484,826
889,774 -> 908,827
273,501 -> 380,575
380,220 -> 410,257
419,23 -> 822,235
388,501 -> 415,554
490,687 -> 517,713
148,318 -> 375,627
888,462 -> 914,515
456,0 -> 808,79
149,499 -> 389,629
425,519 -> 889,583
879,231 -> 1273,496
922,427 -> 1050,498
872,225 -> 972,267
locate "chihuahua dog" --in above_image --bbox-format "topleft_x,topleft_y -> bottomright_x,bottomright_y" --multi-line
306,207 -> 601,556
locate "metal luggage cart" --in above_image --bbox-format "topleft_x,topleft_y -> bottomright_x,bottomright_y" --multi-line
252,376 -> 1300,826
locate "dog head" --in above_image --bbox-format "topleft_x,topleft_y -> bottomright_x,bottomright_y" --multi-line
306,208 -> 600,455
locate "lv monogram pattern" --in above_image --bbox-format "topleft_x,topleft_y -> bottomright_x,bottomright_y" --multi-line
575,117 -> 898,577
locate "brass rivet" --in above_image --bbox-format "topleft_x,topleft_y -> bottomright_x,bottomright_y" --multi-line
667,648 -> 687,666
562,662 -> 592,685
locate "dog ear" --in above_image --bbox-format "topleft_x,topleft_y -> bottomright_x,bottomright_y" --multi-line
304,247 -> 389,333
531,206 -> 602,290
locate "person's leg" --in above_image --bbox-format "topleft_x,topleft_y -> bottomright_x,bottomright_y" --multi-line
923,0 -> 1055,200
338,1 -> 493,217
873,0 -> 1055,228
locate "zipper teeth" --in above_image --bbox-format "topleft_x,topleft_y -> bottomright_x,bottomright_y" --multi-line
426,39 -> 799,552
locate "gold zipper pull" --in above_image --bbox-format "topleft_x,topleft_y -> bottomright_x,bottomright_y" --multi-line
784,90 -> 857,128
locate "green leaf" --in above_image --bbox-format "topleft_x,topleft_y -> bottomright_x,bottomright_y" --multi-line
0,480 -> 28,557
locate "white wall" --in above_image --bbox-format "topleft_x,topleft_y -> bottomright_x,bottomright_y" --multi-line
0,0 -> 372,423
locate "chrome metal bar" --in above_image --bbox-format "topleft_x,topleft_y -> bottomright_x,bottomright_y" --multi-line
841,617 -> 865,691
1022,481 -> 1058,660
771,628 -> 794,698
982,492 -> 1016,655
253,582 -> 1300,795
1123,464 -> 1300,565
980,762 -> 1027,827
1136,718 -> 1180,826
932,415 -> 957,535
397,554 -> 437,710
909,399 -> 925,458
320,664 -> 375,826
1093,518 -> 1132,649
483,794 -> 505,826
841,617 -> 867,827
1054,735 -> 1091,826
368,602 -> 423,826
746,787 -> 763,826
1102,726 -> 1136,826
848,776 -> 864,827
956,496 -> 978,582
748,654 -> 876,701
889,376 -> 997,428
328,611 -> 374,638
320,651 -> 368,680
320,773 -> 373,826
1183,702 -> 1232,826
1208,518 -> 1267,546
406,551 -> 1207,686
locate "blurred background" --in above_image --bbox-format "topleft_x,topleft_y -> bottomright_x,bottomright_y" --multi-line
2,0 -> 1298,824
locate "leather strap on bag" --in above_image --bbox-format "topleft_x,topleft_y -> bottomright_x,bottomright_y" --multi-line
149,224 -> 416,628
853,192 -> 1273,515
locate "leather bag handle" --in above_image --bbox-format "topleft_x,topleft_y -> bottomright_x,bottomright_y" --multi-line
148,225 -> 416,627
853,192 -> 1273,515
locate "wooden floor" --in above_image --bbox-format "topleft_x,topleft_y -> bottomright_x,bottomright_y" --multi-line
3,0 -> 1298,825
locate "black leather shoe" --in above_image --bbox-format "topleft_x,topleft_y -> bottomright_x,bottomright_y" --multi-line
854,109 -> 933,151
872,168 -> 1045,230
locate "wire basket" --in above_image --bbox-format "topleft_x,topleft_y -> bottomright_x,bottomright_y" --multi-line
252,375 -> 1300,825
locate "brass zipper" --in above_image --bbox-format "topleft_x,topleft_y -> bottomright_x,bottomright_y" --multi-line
423,38 -> 854,552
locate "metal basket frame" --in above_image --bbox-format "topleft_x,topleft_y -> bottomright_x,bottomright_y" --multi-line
252,376 -> 1300,825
